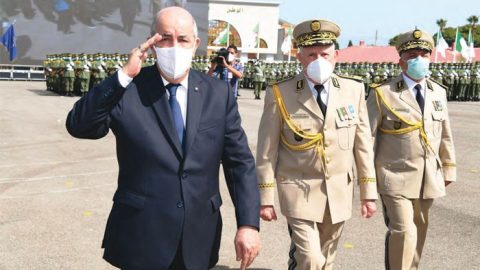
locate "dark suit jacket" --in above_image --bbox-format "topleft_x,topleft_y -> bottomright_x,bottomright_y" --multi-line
66,66 -> 260,270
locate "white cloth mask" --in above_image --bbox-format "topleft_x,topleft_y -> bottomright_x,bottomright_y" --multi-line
305,57 -> 334,85
154,46 -> 194,80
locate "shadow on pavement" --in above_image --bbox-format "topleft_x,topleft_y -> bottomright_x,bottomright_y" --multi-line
27,89 -> 61,96
214,266 -> 272,270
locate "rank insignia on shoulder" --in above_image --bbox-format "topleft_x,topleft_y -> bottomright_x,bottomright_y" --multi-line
394,121 -> 402,130
433,100 -> 444,111
427,80 -> 433,90
396,80 -> 405,91
332,77 -> 340,88
296,80 -> 304,91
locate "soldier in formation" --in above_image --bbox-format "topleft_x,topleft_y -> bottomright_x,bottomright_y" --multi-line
44,53 -> 140,96
44,54 -> 478,101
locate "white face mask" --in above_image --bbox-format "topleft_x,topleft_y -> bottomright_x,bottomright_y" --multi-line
305,57 -> 334,85
228,53 -> 235,63
154,46 -> 194,80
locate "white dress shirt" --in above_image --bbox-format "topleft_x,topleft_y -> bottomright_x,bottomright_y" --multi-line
118,69 -> 188,126
402,73 -> 426,101
306,77 -> 330,105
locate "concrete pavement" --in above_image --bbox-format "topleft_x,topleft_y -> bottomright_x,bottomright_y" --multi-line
0,81 -> 479,269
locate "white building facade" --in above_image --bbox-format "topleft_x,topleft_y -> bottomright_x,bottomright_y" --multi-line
207,0 -> 281,61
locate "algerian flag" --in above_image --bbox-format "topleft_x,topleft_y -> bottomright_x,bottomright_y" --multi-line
468,28 -> 476,61
435,30 -> 448,58
454,28 -> 463,53
281,28 -> 293,55
213,25 -> 229,46
460,36 -> 469,59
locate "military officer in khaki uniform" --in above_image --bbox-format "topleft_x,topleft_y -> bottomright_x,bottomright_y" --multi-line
367,29 -> 456,270
256,19 -> 378,270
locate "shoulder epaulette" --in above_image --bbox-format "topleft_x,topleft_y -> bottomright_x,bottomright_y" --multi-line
335,73 -> 364,83
369,81 -> 388,89
428,78 -> 448,90
275,76 -> 296,85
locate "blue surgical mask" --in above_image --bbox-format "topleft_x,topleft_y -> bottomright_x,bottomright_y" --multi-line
406,56 -> 430,80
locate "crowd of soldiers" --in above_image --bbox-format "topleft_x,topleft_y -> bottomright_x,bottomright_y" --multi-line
335,62 -> 480,101
43,53 -> 156,96
43,53 -> 479,101
192,56 -> 303,91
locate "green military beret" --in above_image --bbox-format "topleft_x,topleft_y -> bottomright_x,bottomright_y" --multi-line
293,19 -> 340,47
396,29 -> 434,55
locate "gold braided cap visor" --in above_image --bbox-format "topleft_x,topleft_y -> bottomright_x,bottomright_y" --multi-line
296,31 -> 336,47
398,40 -> 433,54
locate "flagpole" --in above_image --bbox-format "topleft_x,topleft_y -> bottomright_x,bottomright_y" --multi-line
453,28 -> 458,63
287,27 -> 292,62
256,23 -> 260,60
435,29 -> 440,63
468,28 -> 473,63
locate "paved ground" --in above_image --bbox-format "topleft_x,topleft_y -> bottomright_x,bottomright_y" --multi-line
0,81 -> 479,270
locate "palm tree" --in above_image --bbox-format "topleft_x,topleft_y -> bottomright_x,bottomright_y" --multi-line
436,19 -> 447,32
467,15 -> 479,29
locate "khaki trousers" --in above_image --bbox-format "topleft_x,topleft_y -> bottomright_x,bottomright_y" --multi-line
287,206 -> 345,270
381,194 -> 434,270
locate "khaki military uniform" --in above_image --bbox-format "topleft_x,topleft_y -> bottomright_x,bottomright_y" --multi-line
367,75 -> 456,270
367,28 -> 457,270
257,72 -> 377,269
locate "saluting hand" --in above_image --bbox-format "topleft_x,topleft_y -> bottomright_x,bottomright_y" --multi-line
259,205 -> 277,221
361,200 -> 376,218
122,33 -> 163,78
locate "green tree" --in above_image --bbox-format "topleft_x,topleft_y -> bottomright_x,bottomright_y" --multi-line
467,15 -> 479,29
390,22 -> 480,47
347,40 -> 353,47
436,18 -> 447,32
433,26 -> 480,47
388,35 -> 400,46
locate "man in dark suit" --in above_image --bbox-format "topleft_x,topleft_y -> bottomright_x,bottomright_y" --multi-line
66,6 -> 260,270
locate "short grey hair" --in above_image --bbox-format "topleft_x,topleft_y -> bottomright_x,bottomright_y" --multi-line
150,10 -> 198,38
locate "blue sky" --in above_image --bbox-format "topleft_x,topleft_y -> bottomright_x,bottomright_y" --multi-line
279,0 -> 479,48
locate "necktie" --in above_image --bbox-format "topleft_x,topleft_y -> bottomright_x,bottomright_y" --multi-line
166,84 -> 185,145
415,84 -> 424,114
314,84 -> 327,117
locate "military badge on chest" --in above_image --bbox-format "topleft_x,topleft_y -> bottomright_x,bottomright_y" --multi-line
336,104 -> 356,121
432,100 -> 444,111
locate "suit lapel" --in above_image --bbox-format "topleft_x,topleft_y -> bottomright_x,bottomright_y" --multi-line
423,79 -> 435,117
325,75 -> 339,121
296,74 -> 323,120
144,67 -> 183,158
184,70 -> 204,156
397,76 -> 422,115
